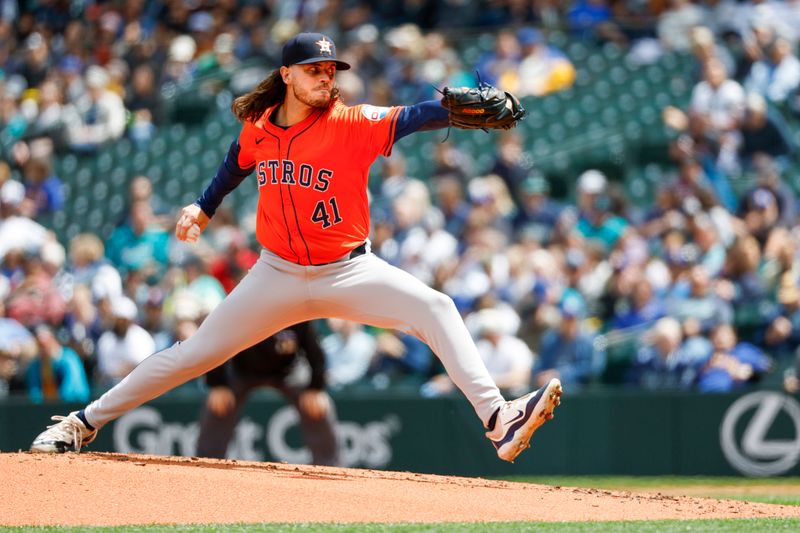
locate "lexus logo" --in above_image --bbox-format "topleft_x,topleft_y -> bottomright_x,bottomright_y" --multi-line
720,392 -> 800,476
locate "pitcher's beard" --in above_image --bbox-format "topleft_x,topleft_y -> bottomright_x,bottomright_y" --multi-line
294,85 -> 332,108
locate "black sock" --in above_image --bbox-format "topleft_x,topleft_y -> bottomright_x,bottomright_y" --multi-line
487,408 -> 499,431
76,409 -> 95,431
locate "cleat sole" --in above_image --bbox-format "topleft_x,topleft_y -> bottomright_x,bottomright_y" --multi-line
500,379 -> 562,462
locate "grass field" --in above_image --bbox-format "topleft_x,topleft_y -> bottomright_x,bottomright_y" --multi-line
4,477 -> 799,532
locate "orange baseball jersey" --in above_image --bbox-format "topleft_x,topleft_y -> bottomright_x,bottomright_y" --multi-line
236,101 -> 401,266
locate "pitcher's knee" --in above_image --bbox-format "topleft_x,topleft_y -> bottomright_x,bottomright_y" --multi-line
169,339 -> 231,378
422,290 -> 458,319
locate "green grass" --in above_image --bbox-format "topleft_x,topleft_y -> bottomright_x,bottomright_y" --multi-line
2,519 -> 800,532
505,476 -> 800,488
505,476 -> 800,506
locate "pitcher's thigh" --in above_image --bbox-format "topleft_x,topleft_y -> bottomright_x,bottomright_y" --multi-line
319,256 -> 457,332
183,259 -> 315,358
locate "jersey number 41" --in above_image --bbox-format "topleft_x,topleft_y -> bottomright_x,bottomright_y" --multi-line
311,197 -> 343,229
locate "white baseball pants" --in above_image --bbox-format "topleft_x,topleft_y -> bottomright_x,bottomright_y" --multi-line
84,249 -> 505,429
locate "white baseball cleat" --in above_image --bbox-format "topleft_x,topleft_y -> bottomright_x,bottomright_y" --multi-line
486,378 -> 562,462
30,411 -> 97,453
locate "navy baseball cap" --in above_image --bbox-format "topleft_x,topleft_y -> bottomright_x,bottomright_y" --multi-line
281,32 -> 351,70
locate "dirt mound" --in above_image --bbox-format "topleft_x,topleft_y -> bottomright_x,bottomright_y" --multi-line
2,452 -> 798,526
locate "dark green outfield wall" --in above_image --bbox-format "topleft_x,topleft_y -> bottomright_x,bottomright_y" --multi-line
2,389 -> 799,477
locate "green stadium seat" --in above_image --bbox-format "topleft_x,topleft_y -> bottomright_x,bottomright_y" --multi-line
573,67 -> 592,88
167,124 -> 187,147
64,222 -> 81,242
201,151 -> 220,174
608,65 -> 629,86
91,181 -> 109,207
71,194 -> 89,215
96,152 -> 113,174
146,165 -> 163,185
163,178 -> 182,202
108,168 -> 126,191
546,123 -> 567,143
60,153 -> 78,175
166,150 -> 186,171
630,78 -> 650,99
108,192 -> 126,220
185,134 -> 203,157
601,42 -> 623,62
74,167 -> 92,189
579,94 -> 600,116
204,117 -> 223,139
150,135 -> 167,158
645,64 -> 666,85
600,107 -> 620,127
548,31 -> 568,50
586,53 -> 608,75
130,151 -> 149,174
112,138 -> 133,160
566,41 -> 589,64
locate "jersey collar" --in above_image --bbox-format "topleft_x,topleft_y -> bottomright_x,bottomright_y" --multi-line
258,104 -> 325,136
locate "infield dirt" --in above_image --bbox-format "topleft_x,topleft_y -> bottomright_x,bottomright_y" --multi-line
2,452 -> 799,526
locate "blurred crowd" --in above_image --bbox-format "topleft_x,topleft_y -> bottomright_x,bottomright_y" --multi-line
2,1 -> 800,404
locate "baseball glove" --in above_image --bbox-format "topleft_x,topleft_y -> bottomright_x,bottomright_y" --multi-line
440,83 -> 526,130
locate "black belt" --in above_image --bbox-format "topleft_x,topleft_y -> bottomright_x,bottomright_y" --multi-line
313,242 -> 367,266
349,242 -> 368,259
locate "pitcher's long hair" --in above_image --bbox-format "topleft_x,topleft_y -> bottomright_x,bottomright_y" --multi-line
231,68 -> 340,123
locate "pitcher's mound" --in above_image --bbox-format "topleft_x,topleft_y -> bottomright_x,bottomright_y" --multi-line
2,452 -> 798,526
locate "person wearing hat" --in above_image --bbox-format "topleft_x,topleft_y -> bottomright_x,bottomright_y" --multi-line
67,64 -> 126,150
516,27 -> 575,98
196,321 -> 339,466
0,179 -> 50,261
25,325 -> 90,403
575,169 -> 628,252
33,32 -> 562,464
94,296 -> 154,388
534,291 -> 602,390
512,170 -> 562,243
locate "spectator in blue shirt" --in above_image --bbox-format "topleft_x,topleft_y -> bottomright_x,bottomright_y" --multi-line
627,317 -> 712,390
575,170 -> 628,253
370,330 -> 433,384
105,199 -> 169,278
567,0 -> 625,44
697,323 -> 772,393
612,274 -> 665,331
513,172 -> 562,244
666,264 -> 733,335
20,157 -> 63,217
762,281 -> 800,359
534,293 -> 603,389
25,325 -> 90,403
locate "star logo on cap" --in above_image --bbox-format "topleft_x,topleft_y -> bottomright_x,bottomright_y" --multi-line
316,37 -> 333,55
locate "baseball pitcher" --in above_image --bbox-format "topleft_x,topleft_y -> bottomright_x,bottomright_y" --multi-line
31,32 -> 559,463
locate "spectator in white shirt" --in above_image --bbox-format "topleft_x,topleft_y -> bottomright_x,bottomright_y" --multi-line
473,308 -> 535,393
0,179 -> 50,261
68,65 -> 126,151
689,57 -> 745,134
96,296 -> 154,387
321,319 -> 377,388
421,308 -> 534,397
657,0 -> 705,52
746,37 -> 800,104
